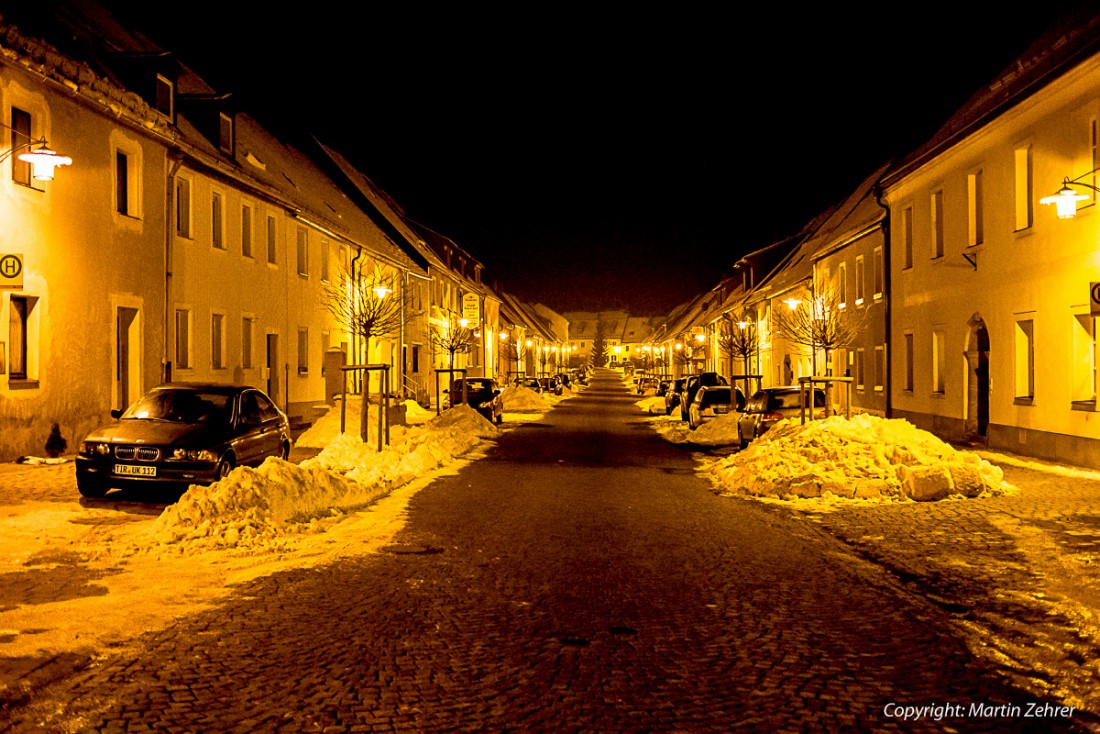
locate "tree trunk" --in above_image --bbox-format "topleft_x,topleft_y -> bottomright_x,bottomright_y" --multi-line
360,337 -> 371,442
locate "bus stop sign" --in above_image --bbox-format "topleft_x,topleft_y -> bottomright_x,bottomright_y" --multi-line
0,254 -> 23,290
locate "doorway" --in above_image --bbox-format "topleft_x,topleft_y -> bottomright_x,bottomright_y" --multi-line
965,317 -> 990,440
116,306 -> 141,410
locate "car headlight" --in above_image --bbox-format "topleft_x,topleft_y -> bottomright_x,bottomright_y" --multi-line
81,442 -> 110,456
171,448 -> 218,462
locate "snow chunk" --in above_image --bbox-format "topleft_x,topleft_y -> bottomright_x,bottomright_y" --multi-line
501,385 -> 552,412
704,413 -> 1006,502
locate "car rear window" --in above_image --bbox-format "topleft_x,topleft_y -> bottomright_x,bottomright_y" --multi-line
767,390 -> 825,410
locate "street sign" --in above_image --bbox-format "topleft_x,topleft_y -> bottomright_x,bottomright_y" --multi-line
462,293 -> 480,325
0,254 -> 23,290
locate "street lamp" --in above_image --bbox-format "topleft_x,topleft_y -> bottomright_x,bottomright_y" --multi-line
1041,169 -> 1100,219
0,124 -> 73,181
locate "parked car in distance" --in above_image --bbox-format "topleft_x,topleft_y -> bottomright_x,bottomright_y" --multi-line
636,376 -> 661,394
444,377 -> 504,424
688,384 -> 745,430
737,386 -> 827,448
680,372 -> 729,421
664,377 -> 687,415
537,376 -> 563,396
76,383 -> 290,499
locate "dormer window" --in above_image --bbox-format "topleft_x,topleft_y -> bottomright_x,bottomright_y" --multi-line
218,112 -> 233,154
155,74 -> 174,118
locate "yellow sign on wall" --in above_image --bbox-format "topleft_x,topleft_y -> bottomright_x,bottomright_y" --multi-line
462,293 -> 480,325
0,254 -> 23,290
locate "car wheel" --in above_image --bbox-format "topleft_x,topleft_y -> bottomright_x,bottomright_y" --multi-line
495,411 -> 503,425
215,454 -> 235,481
77,479 -> 108,499
280,441 -> 291,460
665,404 -> 672,416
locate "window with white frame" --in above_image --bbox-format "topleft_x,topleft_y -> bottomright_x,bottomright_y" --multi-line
296,226 -> 308,277
967,169 -> 984,246
901,205 -> 913,269
241,203 -> 253,258
10,107 -> 34,188
211,312 -> 225,369
211,191 -> 225,249
266,214 -> 277,264
931,189 -> 944,258
1015,318 -> 1035,400
297,327 -> 309,374
837,262 -> 847,308
175,176 -> 192,238
855,348 -> 865,390
7,295 -> 37,381
932,329 -> 946,394
218,112 -> 233,154
1015,145 -> 1033,231
855,255 -> 865,305
115,150 -> 140,217
155,74 -> 174,118
874,345 -> 885,392
1072,313 -> 1096,403
175,307 -> 191,370
903,331 -> 914,391
242,315 -> 254,370
872,247 -> 883,299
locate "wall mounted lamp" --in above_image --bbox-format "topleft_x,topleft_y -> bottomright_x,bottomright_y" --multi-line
1040,169 -> 1100,219
0,132 -> 72,181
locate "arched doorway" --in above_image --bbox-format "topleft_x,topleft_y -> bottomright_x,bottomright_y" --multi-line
965,315 -> 990,440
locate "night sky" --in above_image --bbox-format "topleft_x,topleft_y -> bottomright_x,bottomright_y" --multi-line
97,2 -> 1074,315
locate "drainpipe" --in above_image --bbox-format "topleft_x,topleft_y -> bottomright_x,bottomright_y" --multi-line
350,246 -> 362,392
874,181 -> 892,418
164,152 -> 183,384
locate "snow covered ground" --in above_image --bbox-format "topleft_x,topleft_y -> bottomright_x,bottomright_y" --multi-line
634,381 -> 1007,504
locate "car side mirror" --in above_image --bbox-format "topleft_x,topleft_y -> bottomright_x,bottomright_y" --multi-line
493,389 -> 502,396
110,409 -> 122,420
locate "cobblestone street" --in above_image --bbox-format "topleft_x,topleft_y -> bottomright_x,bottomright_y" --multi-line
0,374 -> 1098,731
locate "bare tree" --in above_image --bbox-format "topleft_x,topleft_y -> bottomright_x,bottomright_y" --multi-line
322,264 -> 415,440
716,311 -> 760,394
431,314 -> 476,371
772,287 -> 869,375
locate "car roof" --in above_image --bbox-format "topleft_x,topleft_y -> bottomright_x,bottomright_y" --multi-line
155,382 -> 251,395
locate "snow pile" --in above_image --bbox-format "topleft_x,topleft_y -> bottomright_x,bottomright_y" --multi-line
501,384 -> 552,412
690,411 -> 743,445
636,396 -> 666,415
144,404 -> 496,554
297,398 -> 432,449
705,413 -> 1006,502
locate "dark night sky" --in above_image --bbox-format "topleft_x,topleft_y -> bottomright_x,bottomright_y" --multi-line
98,2 -> 1073,315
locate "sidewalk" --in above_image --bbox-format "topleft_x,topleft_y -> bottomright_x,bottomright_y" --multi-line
766,447 -> 1100,716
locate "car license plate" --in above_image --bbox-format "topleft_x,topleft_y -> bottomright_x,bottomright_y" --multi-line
715,405 -> 730,414
114,464 -> 156,477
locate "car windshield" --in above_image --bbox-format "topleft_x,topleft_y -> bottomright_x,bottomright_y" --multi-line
767,390 -> 826,410
122,389 -> 231,423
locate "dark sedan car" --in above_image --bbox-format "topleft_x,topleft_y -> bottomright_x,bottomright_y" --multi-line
664,377 -> 687,415
737,386 -> 827,448
76,383 -> 291,498
679,372 -> 728,421
445,377 -> 504,424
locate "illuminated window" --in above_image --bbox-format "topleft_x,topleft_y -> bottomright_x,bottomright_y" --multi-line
211,191 -> 224,249
1073,314 -> 1095,403
297,327 -> 309,374
872,247 -> 883,299
266,214 -> 277,264
211,312 -> 225,369
932,329 -> 945,394
175,177 -> 192,238
903,332 -> 914,392
901,206 -> 913,269
1015,146 -> 1032,231
175,308 -> 191,370
296,226 -> 308,277
837,262 -> 847,308
10,107 -> 32,187
931,189 -> 944,258
1015,318 -> 1035,400
967,169 -> 984,246
242,316 -> 254,370
855,255 -> 865,305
